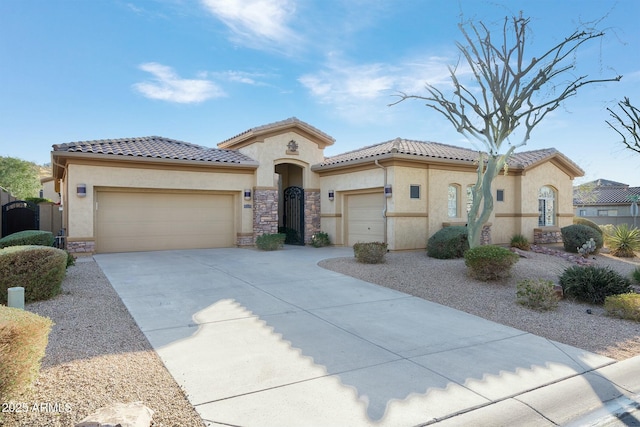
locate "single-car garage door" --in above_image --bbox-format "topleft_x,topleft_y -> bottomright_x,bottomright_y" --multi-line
96,190 -> 235,253
346,192 -> 384,246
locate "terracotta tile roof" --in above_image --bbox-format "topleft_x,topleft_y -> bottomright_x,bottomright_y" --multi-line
218,117 -> 335,147
574,181 -> 640,205
53,136 -> 257,165
317,138 -> 581,171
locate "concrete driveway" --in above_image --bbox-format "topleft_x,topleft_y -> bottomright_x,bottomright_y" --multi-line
94,246 -> 640,426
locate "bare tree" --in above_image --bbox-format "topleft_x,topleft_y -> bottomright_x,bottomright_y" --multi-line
391,13 -> 621,247
607,97 -> 640,155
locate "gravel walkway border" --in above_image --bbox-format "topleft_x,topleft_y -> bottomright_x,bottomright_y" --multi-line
2,257 -> 205,427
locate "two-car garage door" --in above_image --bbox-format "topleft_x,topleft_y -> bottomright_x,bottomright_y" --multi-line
95,190 -> 235,253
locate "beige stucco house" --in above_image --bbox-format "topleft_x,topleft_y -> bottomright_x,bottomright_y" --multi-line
50,117 -> 583,254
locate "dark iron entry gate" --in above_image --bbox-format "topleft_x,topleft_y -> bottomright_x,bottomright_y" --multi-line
283,186 -> 304,245
2,200 -> 39,237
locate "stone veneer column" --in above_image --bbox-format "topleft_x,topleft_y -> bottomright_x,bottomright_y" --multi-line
253,188 -> 279,239
66,240 -> 95,254
304,190 -> 321,244
480,224 -> 492,245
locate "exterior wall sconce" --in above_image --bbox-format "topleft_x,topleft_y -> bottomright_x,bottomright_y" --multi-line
384,184 -> 392,198
77,183 -> 87,197
328,190 -> 335,201
244,189 -> 252,200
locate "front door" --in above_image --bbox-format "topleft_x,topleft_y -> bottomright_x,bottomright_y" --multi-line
283,186 -> 304,245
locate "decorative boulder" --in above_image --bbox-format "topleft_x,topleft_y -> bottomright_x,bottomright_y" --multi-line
75,402 -> 153,427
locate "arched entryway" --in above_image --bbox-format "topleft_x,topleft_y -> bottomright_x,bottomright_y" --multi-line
275,163 -> 305,245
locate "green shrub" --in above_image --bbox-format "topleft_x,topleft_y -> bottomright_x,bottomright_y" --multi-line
573,217 -> 604,236
464,245 -> 519,281
427,226 -> 469,259
353,242 -> 387,264
65,250 -> 76,268
516,279 -> 560,311
607,224 -> 640,258
24,197 -> 51,205
310,231 -> 331,248
0,230 -> 55,249
604,293 -> 640,322
0,246 -> 68,304
0,305 -> 53,400
255,233 -> 286,251
559,265 -> 632,305
510,234 -> 531,251
633,267 -> 640,284
561,224 -> 603,254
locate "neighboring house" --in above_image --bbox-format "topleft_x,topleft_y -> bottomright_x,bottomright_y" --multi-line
574,179 -> 640,227
50,117 -> 583,254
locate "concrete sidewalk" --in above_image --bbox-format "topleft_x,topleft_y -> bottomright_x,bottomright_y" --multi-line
94,246 -> 640,426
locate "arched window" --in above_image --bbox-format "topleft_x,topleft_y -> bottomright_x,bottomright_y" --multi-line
538,186 -> 556,226
448,184 -> 459,218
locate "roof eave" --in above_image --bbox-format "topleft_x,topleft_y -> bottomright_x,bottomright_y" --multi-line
51,150 -> 259,179
218,121 -> 335,150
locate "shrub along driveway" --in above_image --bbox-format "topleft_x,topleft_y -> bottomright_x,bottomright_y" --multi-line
94,246 -> 638,426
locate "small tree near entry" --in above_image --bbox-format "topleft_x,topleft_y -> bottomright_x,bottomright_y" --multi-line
607,97 -> 640,155
391,14 -> 621,248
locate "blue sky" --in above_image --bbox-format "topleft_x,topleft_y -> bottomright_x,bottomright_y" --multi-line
1,0 -> 639,185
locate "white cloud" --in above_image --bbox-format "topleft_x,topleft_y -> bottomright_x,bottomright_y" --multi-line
133,63 -> 225,103
200,0 -> 299,50
298,54 -> 464,122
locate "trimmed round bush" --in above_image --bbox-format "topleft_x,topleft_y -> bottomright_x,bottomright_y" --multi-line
353,242 -> 387,264
255,233 -> 286,251
0,305 -> 53,399
0,246 -> 68,304
573,217 -> 603,236
427,226 -> 469,259
559,265 -> 631,305
0,230 -> 55,249
464,245 -> 519,281
561,224 -> 603,254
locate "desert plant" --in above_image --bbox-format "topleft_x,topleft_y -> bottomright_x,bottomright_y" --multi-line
427,226 -> 469,259
255,233 -> 286,251
600,224 -> 616,246
0,230 -> 55,249
464,245 -> 519,281
0,305 -> 53,400
310,232 -> 331,248
607,224 -> 640,258
65,250 -> 76,268
604,293 -> 640,322
561,224 -> 603,254
633,267 -> 640,284
578,238 -> 597,258
516,278 -> 560,311
559,265 -> 632,305
0,246 -> 68,304
510,234 -> 530,251
353,242 -> 387,264
573,217 -> 604,236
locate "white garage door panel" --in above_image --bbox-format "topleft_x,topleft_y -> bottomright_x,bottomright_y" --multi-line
96,191 -> 234,253
347,193 -> 385,246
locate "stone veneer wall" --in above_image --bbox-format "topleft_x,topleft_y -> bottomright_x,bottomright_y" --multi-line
304,190 -> 321,244
67,240 -> 95,254
533,227 -> 562,244
480,224 -> 492,245
253,189 -> 279,239
236,233 -> 254,247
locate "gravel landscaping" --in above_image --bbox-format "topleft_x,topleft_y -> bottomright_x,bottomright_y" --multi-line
2,246 -> 638,426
